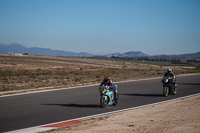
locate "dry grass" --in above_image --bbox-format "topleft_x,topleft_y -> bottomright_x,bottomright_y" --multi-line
0,54 -> 199,95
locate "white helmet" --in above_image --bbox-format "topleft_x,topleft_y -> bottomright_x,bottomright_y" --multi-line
167,68 -> 172,73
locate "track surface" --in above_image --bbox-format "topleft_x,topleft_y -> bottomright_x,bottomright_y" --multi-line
0,74 -> 200,132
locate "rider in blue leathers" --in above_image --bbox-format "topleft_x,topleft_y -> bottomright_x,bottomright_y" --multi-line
99,76 -> 117,100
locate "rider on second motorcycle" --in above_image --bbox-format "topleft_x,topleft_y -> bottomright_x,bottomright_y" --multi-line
99,76 -> 117,99
163,68 -> 176,88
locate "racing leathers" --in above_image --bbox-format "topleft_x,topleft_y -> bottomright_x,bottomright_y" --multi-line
163,71 -> 176,89
99,78 -> 117,100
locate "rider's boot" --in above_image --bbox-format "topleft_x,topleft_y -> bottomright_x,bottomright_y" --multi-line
114,91 -> 118,100
174,83 -> 177,92
114,92 -> 116,100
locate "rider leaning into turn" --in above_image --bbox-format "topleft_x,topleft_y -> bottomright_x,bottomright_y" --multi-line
99,76 -> 117,99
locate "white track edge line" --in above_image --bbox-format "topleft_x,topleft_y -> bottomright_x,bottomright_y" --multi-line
6,93 -> 200,133
42,93 -> 200,126
1,73 -> 199,98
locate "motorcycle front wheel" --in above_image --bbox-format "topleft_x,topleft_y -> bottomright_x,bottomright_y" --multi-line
163,86 -> 169,97
100,96 -> 108,108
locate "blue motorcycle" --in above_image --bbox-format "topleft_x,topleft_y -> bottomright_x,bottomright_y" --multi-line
99,85 -> 119,108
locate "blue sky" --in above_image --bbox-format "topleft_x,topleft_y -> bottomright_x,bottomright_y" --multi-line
0,0 -> 200,55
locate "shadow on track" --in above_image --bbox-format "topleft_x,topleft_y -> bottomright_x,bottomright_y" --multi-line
121,93 -> 163,97
42,103 -> 101,108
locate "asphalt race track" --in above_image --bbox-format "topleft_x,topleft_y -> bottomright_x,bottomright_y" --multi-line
0,74 -> 200,132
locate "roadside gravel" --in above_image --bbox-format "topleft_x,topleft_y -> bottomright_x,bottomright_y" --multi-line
42,94 -> 200,133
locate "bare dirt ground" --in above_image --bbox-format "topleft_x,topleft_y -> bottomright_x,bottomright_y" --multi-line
1,54 -> 200,133
42,94 -> 200,133
0,54 -> 199,96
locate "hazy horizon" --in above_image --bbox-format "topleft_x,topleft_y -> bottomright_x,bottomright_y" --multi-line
1,42 -> 199,56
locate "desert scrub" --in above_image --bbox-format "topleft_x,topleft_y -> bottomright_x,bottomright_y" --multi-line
195,65 -> 200,71
0,55 -> 199,93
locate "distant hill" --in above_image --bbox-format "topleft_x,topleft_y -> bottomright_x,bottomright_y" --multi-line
0,43 -> 94,57
106,51 -> 200,59
177,52 -> 200,59
0,43 -> 199,59
106,51 -> 148,57
153,52 -> 200,59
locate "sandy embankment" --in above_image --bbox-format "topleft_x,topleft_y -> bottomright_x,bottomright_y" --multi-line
45,94 -> 200,133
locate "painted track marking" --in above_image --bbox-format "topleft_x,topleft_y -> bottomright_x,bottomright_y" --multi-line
5,93 -> 200,133
42,120 -> 82,128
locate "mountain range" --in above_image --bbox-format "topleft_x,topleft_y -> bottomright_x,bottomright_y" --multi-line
0,43 -> 200,59
106,51 -> 148,58
0,43 -> 94,57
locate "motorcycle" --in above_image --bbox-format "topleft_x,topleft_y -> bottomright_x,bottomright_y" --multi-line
162,76 -> 177,97
99,85 -> 119,108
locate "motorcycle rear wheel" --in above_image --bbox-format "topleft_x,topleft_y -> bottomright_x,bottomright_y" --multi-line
172,87 -> 177,95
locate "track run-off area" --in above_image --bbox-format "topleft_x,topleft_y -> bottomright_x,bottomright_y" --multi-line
0,74 -> 200,133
